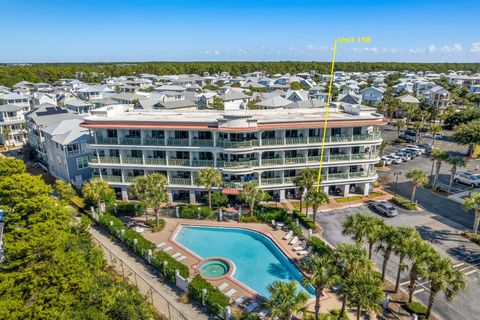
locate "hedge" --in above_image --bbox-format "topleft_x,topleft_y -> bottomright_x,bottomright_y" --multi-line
188,275 -> 230,315
254,205 -> 288,223
463,230 -> 480,245
390,196 -> 417,210
178,204 -> 213,219
293,210 -> 318,231
112,201 -> 146,217
335,196 -> 363,203
307,237 -> 333,255
404,301 -> 427,316
288,221 -> 303,238
98,213 -> 189,280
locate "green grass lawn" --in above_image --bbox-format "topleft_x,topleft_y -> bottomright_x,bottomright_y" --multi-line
367,191 -> 384,198
335,196 -> 363,203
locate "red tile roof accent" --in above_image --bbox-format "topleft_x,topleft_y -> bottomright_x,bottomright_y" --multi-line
80,118 -> 387,131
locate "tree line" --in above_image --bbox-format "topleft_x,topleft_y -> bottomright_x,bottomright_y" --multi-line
1,62 -> 480,87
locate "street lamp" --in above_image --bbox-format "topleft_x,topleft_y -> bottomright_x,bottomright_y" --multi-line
393,171 -> 402,197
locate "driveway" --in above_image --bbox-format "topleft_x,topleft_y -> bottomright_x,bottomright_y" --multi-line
315,205 -> 480,320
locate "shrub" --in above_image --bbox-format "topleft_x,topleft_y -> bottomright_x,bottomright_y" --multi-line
178,204 -> 213,219
188,275 -> 229,315
239,215 -> 258,223
464,230 -> 480,245
390,196 -> 417,210
152,250 -> 189,281
292,210 -> 317,231
367,191 -> 384,198
404,301 -> 427,316
307,237 -> 333,255
254,205 -> 288,223
71,195 -> 85,209
144,219 -> 166,232
112,201 -> 146,216
288,221 -> 303,237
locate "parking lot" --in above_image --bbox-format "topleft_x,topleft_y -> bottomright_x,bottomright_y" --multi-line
316,204 -> 480,320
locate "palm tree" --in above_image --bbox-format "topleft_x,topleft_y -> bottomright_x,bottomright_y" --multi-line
446,155 -> 466,194
239,181 -> 266,218
195,167 -> 222,209
363,216 -> 385,259
294,168 -> 318,214
82,178 -> 114,211
379,140 -> 389,156
293,176 -> 306,212
406,169 -> 427,203
305,189 -> 329,223
376,224 -> 399,281
395,119 -> 406,138
345,271 -> 384,320
336,243 -> 373,318
301,254 -> 337,320
1,127 -> 12,150
405,239 -> 435,303
429,124 -> 442,147
430,149 -> 448,188
393,227 -> 421,293
463,192 -> 480,234
130,173 -> 168,227
424,255 -> 466,318
264,280 -> 308,320
342,213 -> 369,244
413,121 -> 422,144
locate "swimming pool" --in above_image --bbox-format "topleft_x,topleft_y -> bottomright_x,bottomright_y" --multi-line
174,225 -> 314,298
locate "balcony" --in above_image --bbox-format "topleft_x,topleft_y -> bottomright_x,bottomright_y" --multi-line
285,137 -> 308,145
92,156 -> 121,164
285,157 -> 306,165
168,158 -> 190,166
89,136 -> 119,145
145,158 -> 167,165
170,177 -> 191,185
124,176 -> 136,183
261,177 -> 284,185
122,137 -> 142,145
261,138 -> 284,146
261,158 -> 284,166
191,139 -> 214,147
144,137 -> 165,146
192,159 -> 215,167
122,157 -> 143,165
94,174 -> 122,183
217,159 -> 259,168
217,139 -> 260,148
167,138 -> 189,146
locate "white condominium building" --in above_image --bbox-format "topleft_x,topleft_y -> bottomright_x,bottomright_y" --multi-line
82,104 -> 386,203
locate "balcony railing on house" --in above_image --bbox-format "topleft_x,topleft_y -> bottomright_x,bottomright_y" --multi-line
191,139 -> 214,147
170,178 -> 192,185
144,137 -> 165,146
192,159 -> 215,167
144,158 -> 167,165
168,158 -> 190,166
122,137 -> 142,145
122,157 -> 143,165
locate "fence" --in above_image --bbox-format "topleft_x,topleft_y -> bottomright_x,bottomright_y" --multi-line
90,233 -> 189,320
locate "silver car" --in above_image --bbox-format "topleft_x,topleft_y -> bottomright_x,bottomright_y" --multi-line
371,201 -> 398,217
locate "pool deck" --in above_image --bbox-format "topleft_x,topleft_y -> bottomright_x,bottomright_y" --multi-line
132,216 -> 343,314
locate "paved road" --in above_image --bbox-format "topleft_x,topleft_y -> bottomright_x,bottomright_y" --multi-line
316,205 -> 480,320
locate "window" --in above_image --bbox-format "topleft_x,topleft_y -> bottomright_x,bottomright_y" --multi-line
76,156 -> 89,170
107,129 -> 118,138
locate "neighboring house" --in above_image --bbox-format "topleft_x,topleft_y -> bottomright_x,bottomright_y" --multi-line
256,96 -> 291,109
337,93 -> 362,105
0,92 -> 31,108
308,86 -> 328,102
426,86 -> 450,109
195,92 -> 217,108
285,90 -> 309,102
360,87 -> 385,106
396,94 -> 420,117
220,90 -> 250,103
26,104 -> 81,165
111,92 -> 148,104
33,93 -> 57,106
415,81 -> 436,98
65,99 -> 95,114
42,118 -> 92,187
0,104 -> 27,147
76,85 -> 114,100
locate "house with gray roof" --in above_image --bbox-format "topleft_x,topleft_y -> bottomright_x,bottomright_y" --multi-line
0,104 -> 28,147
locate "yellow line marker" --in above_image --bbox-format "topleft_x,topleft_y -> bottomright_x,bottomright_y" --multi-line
316,40 -> 338,191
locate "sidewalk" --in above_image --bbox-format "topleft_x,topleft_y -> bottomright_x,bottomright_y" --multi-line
89,225 -> 210,320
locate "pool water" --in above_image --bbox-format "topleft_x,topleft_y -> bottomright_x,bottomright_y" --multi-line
174,225 -> 314,298
199,259 -> 230,278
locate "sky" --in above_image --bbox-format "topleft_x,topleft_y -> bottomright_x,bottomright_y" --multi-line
0,0 -> 479,63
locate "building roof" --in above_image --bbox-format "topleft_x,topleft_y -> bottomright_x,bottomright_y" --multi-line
26,103 -> 81,127
256,96 -> 291,108
0,104 -> 24,112
398,94 -> 420,104
44,118 -> 89,145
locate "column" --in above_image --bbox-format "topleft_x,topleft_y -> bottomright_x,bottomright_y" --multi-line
323,186 -> 329,195
279,189 -> 286,202
166,190 -> 173,203
363,182 -> 371,196
189,190 -> 196,204
342,184 -> 350,197
121,188 -> 129,201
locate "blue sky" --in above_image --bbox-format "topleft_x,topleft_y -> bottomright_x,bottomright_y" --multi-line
0,0 -> 479,63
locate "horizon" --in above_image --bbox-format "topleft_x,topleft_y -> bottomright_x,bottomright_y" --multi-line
1,0 -> 479,63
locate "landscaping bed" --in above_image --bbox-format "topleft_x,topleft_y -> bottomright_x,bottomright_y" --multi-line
462,230 -> 480,245
334,195 -> 363,203
390,195 -> 417,210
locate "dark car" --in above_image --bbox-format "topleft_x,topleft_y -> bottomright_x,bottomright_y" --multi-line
399,134 -> 415,142
417,143 -> 433,153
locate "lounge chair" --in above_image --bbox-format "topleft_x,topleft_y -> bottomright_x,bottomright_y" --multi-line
245,301 -> 259,313
163,246 -> 172,252
234,296 -> 247,306
293,240 -> 307,251
156,242 -> 166,249
225,289 -> 237,297
297,246 -> 312,256
176,255 -> 187,262
172,252 -> 182,259
289,236 -> 299,245
282,230 -> 293,240
258,309 -> 269,318
218,282 -> 229,292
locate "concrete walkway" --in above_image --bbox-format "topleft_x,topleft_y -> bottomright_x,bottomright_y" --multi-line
89,225 -> 211,320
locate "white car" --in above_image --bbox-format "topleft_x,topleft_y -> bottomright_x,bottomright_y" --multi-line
405,145 -> 425,155
396,152 -> 412,161
453,172 -> 480,188
371,201 -> 398,217
386,155 -> 402,164
380,156 -> 392,165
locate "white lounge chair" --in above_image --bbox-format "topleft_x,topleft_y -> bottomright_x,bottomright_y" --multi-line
218,282 -> 229,292
282,230 -> 293,240
289,236 -> 299,245
225,289 -> 237,297
234,296 -> 247,306
156,242 -> 166,249
293,240 -> 307,251
245,301 -> 258,313
172,252 -> 182,259
163,246 -> 172,252
297,246 -> 313,256
176,255 -> 187,262
258,309 -> 269,318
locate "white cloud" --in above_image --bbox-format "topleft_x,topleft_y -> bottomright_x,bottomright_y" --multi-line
470,42 -> 480,53
409,43 -> 463,55
202,50 -> 221,55
237,49 -> 248,55
306,44 -> 330,52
